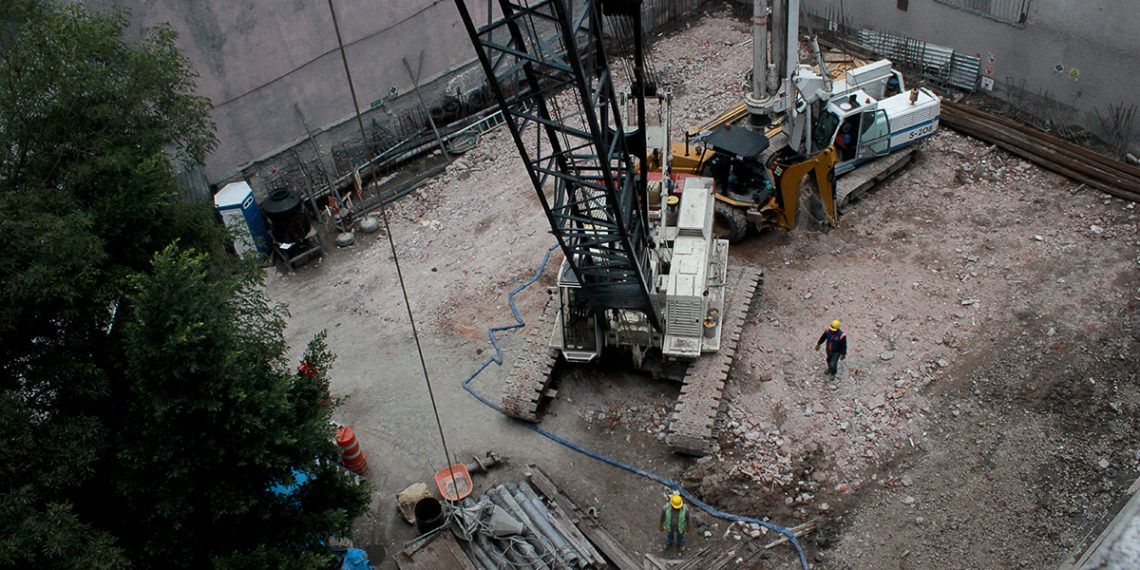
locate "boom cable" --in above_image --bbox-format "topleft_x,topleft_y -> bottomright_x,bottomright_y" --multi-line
327,0 -> 458,485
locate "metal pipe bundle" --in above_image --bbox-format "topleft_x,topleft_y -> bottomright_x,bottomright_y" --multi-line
487,485 -> 564,569
508,483 -> 580,568
518,482 -> 605,567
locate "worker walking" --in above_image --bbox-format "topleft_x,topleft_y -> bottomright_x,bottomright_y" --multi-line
659,493 -> 688,550
815,319 -> 847,375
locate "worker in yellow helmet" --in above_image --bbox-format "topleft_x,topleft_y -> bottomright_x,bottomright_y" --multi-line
815,319 -> 847,375
659,493 -> 688,549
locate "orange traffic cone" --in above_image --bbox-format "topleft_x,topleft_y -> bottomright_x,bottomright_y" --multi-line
336,426 -> 368,475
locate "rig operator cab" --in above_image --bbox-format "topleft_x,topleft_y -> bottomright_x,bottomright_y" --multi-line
812,60 -> 941,175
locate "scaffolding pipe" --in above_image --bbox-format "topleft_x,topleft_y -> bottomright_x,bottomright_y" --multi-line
402,54 -> 453,163
519,482 -> 605,567
511,485 -> 580,568
488,486 -> 565,568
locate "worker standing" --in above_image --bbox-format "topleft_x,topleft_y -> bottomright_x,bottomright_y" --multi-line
815,319 -> 847,375
659,493 -> 688,550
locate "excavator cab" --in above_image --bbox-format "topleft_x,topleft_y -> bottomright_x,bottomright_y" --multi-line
819,88 -> 940,175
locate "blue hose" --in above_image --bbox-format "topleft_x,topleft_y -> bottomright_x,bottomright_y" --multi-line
460,244 -> 810,570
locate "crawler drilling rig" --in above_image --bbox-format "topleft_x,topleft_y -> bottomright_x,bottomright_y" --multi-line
454,0 -> 771,454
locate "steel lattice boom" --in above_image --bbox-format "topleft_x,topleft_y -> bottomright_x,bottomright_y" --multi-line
454,0 -> 659,327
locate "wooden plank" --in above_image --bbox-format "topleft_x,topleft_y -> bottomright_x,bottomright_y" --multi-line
395,530 -> 477,570
528,467 -> 579,520
577,522 -> 642,570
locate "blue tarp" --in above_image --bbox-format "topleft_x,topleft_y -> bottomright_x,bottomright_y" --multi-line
340,548 -> 372,570
267,469 -> 313,498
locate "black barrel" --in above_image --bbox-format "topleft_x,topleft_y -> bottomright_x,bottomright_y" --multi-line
261,188 -> 310,243
413,497 -> 444,534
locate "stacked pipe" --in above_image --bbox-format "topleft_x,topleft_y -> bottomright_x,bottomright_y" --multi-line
940,99 -> 1140,203
459,482 -> 607,570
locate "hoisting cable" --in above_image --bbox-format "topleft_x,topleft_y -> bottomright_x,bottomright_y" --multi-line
327,0 -> 459,488
461,244 -> 810,570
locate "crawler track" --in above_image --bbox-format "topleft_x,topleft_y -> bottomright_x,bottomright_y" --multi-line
502,262 -> 762,456
665,262 -> 763,456
501,289 -> 561,422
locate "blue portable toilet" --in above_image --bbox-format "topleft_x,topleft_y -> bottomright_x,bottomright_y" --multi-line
215,181 -> 271,258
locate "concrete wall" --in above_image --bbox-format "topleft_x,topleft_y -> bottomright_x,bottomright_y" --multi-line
87,0 -> 500,183
87,0 -> 711,191
802,0 -> 1140,156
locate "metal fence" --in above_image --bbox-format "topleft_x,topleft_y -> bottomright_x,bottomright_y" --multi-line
933,0 -> 1031,27
855,28 -> 981,91
640,0 -> 710,31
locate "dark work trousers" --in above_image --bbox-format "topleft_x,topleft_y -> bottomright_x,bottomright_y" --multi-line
665,529 -> 685,547
826,350 -> 842,375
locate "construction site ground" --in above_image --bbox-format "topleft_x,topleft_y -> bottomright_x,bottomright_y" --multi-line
265,7 -> 1140,568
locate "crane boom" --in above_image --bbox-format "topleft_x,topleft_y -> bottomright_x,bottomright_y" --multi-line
454,0 -> 659,329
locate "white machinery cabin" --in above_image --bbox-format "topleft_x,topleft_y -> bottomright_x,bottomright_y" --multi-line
813,61 -> 941,175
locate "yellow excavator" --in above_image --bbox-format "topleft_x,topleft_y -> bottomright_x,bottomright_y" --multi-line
643,0 -> 841,242
654,118 -> 838,242
654,0 -> 938,242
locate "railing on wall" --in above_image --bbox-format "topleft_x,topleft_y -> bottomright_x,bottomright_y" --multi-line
854,28 -> 981,91
237,0 -> 716,216
933,0 -> 1031,27
640,0 -> 709,31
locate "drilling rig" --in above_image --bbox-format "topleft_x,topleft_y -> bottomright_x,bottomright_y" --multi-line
666,0 -> 940,242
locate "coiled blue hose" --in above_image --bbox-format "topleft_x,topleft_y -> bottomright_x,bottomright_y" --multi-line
460,244 -> 810,570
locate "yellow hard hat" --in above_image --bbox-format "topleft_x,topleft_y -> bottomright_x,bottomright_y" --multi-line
670,494 -> 683,508
830,320 -> 840,331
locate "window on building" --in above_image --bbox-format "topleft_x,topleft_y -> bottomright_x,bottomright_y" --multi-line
934,0 -> 1030,26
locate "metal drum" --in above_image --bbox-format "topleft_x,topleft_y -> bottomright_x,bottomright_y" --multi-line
261,188 -> 310,243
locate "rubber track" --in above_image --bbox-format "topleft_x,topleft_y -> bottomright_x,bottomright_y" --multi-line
501,289 -> 560,422
665,262 -> 763,456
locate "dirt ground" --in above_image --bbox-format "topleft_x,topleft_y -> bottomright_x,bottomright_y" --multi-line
265,6 -> 1140,568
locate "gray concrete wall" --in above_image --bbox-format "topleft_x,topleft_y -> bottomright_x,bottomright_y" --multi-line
88,0 -> 500,184
802,0 -> 1140,156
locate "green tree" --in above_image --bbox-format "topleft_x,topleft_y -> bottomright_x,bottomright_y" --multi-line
110,247 -> 368,567
0,1 -> 368,567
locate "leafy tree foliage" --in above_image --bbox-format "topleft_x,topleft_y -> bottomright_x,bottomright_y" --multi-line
109,248 -> 368,568
0,2 -> 368,567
